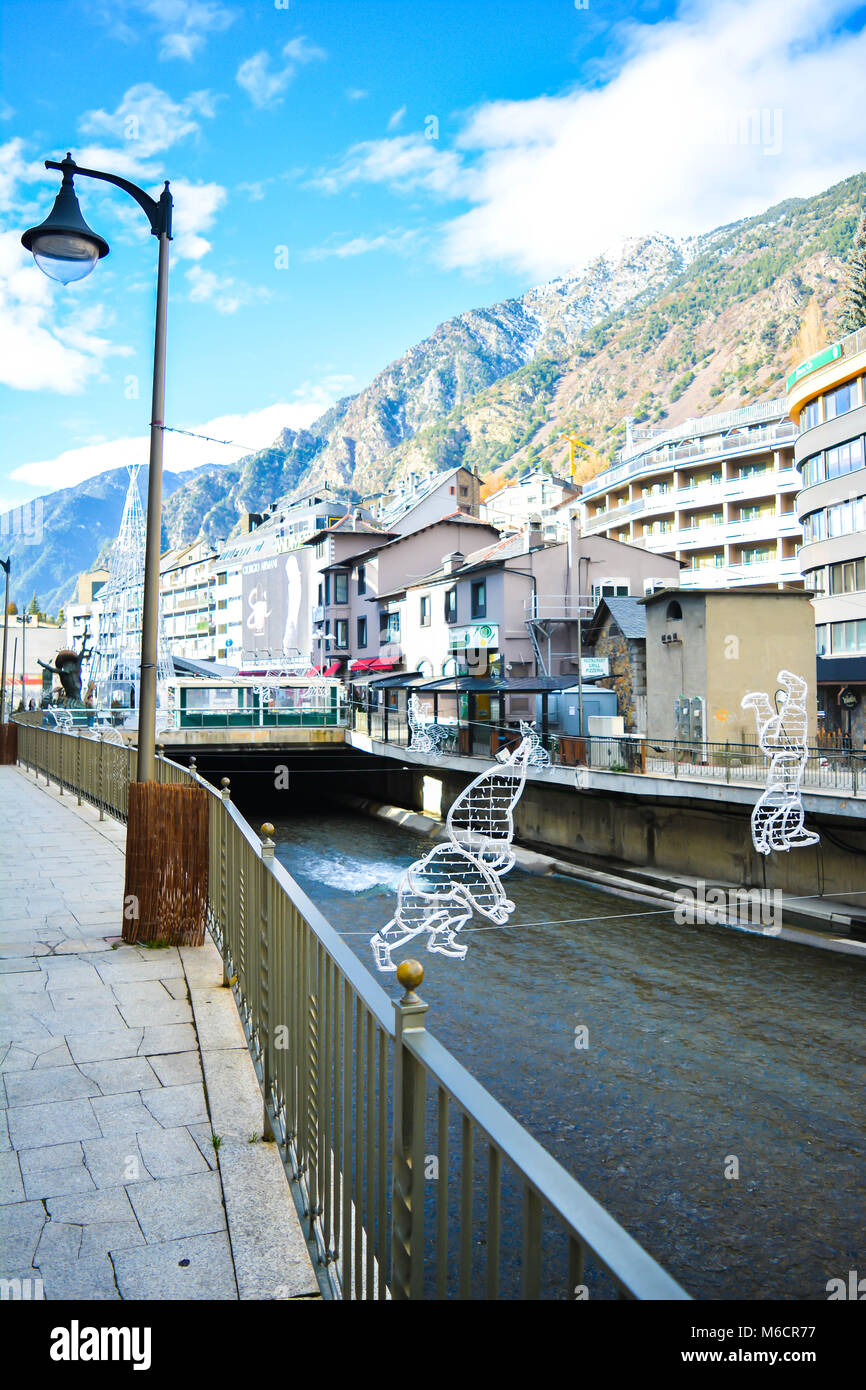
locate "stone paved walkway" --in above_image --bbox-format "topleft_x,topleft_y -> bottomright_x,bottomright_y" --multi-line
0,765 -> 318,1301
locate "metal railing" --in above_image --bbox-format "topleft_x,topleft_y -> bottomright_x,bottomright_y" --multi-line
348,707 -> 864,797
11,720 -> 688,1301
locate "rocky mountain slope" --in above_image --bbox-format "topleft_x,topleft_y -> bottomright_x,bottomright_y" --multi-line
1,466 -> 211,618
6,170 -> 864,609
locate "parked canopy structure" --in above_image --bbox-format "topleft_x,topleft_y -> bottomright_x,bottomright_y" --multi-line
86,465 -> 174,712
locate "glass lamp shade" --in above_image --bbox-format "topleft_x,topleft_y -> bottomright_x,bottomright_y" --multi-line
31,232 -> 102,284
22,176 -> 109,285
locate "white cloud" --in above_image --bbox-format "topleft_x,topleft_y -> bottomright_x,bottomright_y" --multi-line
10,395 -> 347,492
310,0 -> 866,281
236,36 -> 326,109
346,88 -> 369,102
387,106 -> 407,132
438,0 -> 866,278
306,229 -> 419,260
97,1 -> 236,61
0,232 -> 132,395
169,180 -> 227,260
79,83 -> 218,164
311,133 -> 466,198
185,263 -> 273,313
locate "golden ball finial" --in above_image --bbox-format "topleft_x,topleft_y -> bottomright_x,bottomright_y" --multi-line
261,822 -> 275,839
396,959 -> 424,992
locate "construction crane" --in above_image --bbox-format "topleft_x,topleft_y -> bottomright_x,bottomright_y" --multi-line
559,431 -> 589,479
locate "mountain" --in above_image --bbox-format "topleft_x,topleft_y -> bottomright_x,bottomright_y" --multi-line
0,465 -> 212,616
6,170 -> 865,606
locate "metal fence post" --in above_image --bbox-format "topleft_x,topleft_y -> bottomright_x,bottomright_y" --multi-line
76,731 -> 82,804
98,732 -> 105,820
391,958 -> 428,1301
58,732 -> 64,795
220,778 -> 231,987
259,823 -> 276,1143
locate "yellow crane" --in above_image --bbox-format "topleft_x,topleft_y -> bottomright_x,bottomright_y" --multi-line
559,431 -> 589,478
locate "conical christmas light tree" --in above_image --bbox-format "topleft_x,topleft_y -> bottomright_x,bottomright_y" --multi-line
87,465 -> 173,714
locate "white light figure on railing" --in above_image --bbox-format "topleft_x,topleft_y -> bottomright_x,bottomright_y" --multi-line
407,692 -> 450,759
741,669 -> 820,856
495,720 -> 551,770
370,733 -> 532,971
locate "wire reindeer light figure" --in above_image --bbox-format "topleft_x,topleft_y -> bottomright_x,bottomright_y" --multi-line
407,691 -> 450,759
741,669 -> 819,856
370,733 -> 532,971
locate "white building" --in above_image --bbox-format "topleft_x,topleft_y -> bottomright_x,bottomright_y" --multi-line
480,469 -> 579,541
578,400 -> 803,590
371,466 -> 481,536
159,539 -> 220,661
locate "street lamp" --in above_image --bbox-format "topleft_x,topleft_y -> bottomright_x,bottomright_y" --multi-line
22,153 -> 172,782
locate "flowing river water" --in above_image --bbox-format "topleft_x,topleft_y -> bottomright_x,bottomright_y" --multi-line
266,803 -> 865,1300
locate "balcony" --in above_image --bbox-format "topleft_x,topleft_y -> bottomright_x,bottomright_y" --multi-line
581,422 -> 798,499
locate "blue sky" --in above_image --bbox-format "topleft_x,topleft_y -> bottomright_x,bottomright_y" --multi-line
1,0 -> 865,508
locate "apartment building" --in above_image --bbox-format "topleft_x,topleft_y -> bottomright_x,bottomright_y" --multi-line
788,329 -> 866,658
480,469 -> 579,541
314,515 -> 500,677
579,401 -> 802,589
374,524 -> 681,683
788,327 -> 866,741
370,466 -> 481,536
159,539 -> 221,661
66,566 -> 109,654
212,495 -> 374,665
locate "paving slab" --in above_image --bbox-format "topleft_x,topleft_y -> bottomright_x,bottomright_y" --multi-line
0,768 -> 318,1303
112,1231 -> 238,1300
127,1171 -> 226,1244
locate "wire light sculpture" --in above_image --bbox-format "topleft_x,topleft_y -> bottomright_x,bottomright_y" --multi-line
371,732 -> 532,971
741,669 -> 820,856
407,692 -> 450,758
495,720 -> 551,770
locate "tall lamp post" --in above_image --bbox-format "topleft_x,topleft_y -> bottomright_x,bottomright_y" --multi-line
22,153 -> 172,782
0,557 -> 10,722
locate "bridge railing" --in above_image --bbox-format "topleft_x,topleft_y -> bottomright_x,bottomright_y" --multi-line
12,719 -> 689,1302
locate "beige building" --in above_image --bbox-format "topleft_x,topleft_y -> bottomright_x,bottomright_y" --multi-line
642,588 -> 817,743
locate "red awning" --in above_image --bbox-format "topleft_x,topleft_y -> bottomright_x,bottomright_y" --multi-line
349,659 -> 374,671
369,658 -> 399,671
323,662 -> 341,676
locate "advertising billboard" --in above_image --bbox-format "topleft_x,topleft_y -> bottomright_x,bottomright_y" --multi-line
241,549 -> 312,661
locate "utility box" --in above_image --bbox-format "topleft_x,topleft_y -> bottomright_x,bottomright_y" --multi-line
537,685 -> 618,736
587,715 -> 624,737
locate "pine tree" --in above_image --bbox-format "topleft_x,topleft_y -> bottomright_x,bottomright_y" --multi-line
837,210 -> 866,335
27,593 -> 40,616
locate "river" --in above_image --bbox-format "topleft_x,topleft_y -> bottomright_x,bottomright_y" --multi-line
266,802 -> 865,1300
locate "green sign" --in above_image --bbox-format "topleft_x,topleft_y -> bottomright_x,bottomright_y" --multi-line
786,342 -> 842,392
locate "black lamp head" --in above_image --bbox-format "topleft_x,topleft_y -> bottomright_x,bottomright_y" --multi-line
22,154 -> 109,284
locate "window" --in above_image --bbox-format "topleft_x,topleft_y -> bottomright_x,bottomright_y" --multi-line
666,600 -> 683,621
444,588 -> 457,623
334,571 -> 348,605
357,616 -> 368,647
357,565 -> 366,595
216,573 -> 227,586
802,398 -> 822,430
825,382 -> 854,420
830,619 -> 866,653
324,574 -> 331,605
829,558 -> 866,594
380,610 -> 401,642
335,620 -> 349,649
315,517 -> 326,529
471,579 -> 486,619
420,594 -> 431,627
459,485 -> 469,497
